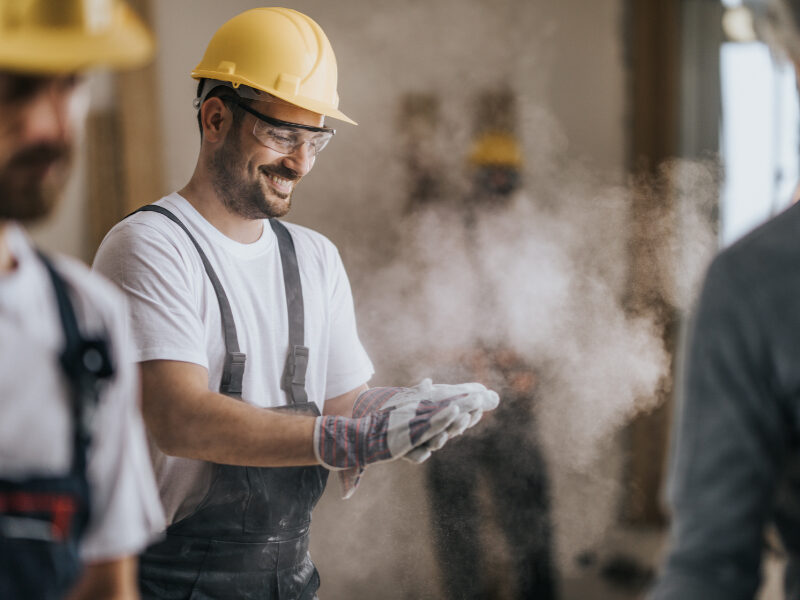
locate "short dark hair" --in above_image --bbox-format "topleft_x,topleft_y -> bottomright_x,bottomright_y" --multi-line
195,79 -> 245,138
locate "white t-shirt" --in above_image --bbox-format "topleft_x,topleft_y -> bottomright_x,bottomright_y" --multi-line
93,193 -> 374,523
0,224 -> 164,562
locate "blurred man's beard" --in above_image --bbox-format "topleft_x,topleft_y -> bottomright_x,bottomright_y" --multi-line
0,144 -> 71,222
210,125 -> 296,220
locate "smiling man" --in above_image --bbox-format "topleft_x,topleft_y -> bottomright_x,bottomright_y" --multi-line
93,7 -> 499,599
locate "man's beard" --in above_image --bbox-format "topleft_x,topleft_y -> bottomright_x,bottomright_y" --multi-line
0,144 -> 71,223
210,126 -> 297,220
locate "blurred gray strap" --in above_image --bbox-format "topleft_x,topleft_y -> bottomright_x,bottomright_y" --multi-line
132,205 -> 246,397
270,219 -> 308,405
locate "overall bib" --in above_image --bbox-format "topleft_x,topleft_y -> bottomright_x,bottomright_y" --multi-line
0,253 -> 114,599
135,206 -> 328,600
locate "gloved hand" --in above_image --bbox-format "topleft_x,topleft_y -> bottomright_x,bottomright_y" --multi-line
399,379 -> 492,464
324,379 -> 499,498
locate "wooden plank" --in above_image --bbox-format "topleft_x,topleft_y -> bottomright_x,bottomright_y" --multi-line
622,0 -> 682,525
86,111 -> 124,255
115,0 -> 165,216
84,0 -> 164,257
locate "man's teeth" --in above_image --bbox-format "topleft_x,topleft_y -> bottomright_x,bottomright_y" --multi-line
267,173 -> 291,186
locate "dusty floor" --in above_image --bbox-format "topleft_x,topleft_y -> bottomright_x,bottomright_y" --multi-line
559,526 -> 664,600
311,459 -> 787,599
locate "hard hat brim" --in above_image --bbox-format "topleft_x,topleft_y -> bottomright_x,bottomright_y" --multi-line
0,5 -> 154,74
191,69 -> 358,126
468,132 -> 524,168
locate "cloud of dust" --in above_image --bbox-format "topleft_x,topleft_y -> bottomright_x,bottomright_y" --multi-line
303,1 -> 722,590
357,152 -> 720,472
334,145 -> 722,583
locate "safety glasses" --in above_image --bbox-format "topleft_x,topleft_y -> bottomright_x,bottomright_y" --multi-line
234,100 -> 335,158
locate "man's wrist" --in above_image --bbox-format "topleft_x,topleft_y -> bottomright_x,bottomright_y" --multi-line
351,386 -> 407,418
313,414 -> 363,471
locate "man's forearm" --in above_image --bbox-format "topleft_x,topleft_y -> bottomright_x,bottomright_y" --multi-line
146,387 -> 319,466
139,360 -> 497,471
141,360 -> 319,467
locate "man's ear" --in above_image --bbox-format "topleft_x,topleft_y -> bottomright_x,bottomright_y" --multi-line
200,97 -> 231,143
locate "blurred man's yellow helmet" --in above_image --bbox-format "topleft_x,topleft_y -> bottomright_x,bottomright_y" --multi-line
0,0 -> 154,73
468,131 -> 523,169
192,7 -> 356,125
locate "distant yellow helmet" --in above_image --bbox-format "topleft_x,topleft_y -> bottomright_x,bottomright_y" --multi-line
192,7 -> 356,125
0,0 -> 154,73
468,131 -> 523,169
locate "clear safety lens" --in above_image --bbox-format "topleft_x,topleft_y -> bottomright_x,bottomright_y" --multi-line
252,119 -> 333,157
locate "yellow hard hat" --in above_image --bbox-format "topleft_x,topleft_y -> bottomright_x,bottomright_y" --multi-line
192,7 -> 356,125
468,131 -> 523,169
0,0 -> 154,74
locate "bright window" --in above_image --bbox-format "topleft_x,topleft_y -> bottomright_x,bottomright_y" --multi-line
719,31 -> 799,245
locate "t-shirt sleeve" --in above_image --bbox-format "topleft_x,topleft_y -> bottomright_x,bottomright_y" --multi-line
79,288 -> 165,562
93,221 -> 209,368
323,246 -> 374,399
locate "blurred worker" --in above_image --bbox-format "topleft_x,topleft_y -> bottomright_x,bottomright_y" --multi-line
426,130 -> 558,599
0,1 -> 164,598
649,1 -> 800,598
92,7 -> 499,599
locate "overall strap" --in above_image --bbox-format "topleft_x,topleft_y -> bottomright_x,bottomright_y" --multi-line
133,205 -> 246,397
132,206 -> 308,405
269,219 -> 308,405
37,252 -> 114,474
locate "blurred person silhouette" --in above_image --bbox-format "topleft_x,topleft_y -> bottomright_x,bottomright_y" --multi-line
425,130 -> 559,600
0,1 -> 165,598
649,1 -> 800,598
92,8 -> 500,599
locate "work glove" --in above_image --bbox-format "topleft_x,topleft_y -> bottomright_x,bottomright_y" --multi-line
400,380 -> 491,463
320,379 -> 499,498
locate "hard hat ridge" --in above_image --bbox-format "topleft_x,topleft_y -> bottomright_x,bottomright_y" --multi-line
468,131 -> 523,169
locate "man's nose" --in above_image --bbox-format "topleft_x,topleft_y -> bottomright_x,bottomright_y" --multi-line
20,84 -> 72,146
281,141 -> 315,176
